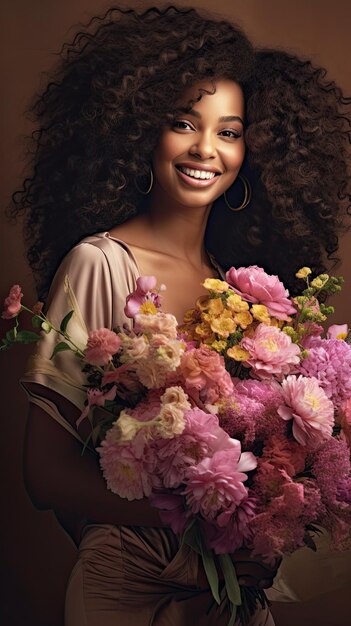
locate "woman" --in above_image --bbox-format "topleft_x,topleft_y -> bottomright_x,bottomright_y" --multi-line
12,5 -> 350,625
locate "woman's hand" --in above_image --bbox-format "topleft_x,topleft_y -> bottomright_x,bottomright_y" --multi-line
231,549 -> 282,588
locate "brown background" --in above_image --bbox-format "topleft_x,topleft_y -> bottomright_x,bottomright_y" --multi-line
0,1 -> 350,625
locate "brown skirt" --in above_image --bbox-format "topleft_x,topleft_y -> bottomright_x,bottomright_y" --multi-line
65,524 -> 275,626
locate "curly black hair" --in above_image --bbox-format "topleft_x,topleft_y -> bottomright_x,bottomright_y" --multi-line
11,4 -> 351,299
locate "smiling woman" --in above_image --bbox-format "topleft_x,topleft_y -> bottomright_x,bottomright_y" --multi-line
6,3 -> 351,626
153,80 -> 245,202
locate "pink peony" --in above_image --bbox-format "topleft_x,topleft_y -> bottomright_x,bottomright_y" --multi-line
155,407 -> 234,488
84,328 -> 121,365
179,345 -> 234,402
226,265 -> 296,320
124,276 -> 160,318
278,375 -> 334,446
298,337 -> 351,407
2,284 -> 23,319
149,491 -> 190,534
98,435 -> 156,500
203,496 -> 256,554
183,445 -> 257,520
241,324 -> 301,380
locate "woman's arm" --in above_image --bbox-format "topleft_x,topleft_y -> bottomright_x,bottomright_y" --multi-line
23,398 -> 164,528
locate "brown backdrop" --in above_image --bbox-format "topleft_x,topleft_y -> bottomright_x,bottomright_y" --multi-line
1,2 -> 350,625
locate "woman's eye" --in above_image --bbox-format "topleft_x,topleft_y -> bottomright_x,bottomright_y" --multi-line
219,129 -> 242,139
172,120 -> 193,131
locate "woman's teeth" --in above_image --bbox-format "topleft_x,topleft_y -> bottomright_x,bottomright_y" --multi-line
178,166 -> 216,180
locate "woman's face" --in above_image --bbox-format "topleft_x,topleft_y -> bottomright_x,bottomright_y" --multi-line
152,79 -> 245,209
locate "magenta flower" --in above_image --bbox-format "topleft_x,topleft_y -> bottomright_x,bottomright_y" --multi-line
299,337 -> 351,408
2,284 -> 23,319
226,265 -> 296,320
241,323 -> 300,380
183,445 -> 256,521
84,328 -> 121,365
278,375 -> 334,446
124,276 -> 160,318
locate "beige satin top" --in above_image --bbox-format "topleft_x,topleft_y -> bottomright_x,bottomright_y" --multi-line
21,232 -> 143,441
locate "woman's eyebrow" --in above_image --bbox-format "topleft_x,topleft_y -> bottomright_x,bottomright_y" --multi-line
179,108 -> 244,125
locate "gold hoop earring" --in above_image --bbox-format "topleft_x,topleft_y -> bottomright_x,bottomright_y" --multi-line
224,175 -> 251,211
135,167 -> 154,195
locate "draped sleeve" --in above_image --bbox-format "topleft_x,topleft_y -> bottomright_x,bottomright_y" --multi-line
21,233 -> 139,442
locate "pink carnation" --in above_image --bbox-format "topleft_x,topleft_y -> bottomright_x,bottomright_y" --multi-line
84,328 -> 121,365
134,312 -> 178,339
183,445 -> 257,520
299,337 -> 351,408
241,324 -> 300,380
278,375 -> 334,446
179,345 -> 234,402
2,284 -> 23,319
226,265 -> 296,320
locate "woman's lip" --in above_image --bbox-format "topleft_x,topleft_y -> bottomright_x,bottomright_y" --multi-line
175,167 -> 220,188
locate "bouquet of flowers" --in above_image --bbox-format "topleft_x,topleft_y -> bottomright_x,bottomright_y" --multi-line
2,265 -> 351,625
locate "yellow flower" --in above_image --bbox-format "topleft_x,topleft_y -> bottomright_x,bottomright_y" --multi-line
227,345 -> 250,361
139,301 -> 158,315
210,315 -> 237,338
196,295 -> 211,311
226,294 -> 249,313
251,304 -> 271,324
311,275 -> 329,289
211,339 -> 227,352
203,278 -> 229,293
234,311 -> 253,329
207,297 -> 225,316
195,322 -> 212,338
295,267 -> 312,279
183,308 -> 197,324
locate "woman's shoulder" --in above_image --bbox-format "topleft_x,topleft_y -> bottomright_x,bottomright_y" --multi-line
65,231 -> 138,267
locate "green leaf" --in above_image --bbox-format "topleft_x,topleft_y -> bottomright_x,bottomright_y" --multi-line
199,536 -> 220,605
32,315 -> 43,328
182,523 -> 220,605
6,329 -> 16,343
60,310 -> 74,333
218,553 -> 241,607
50,342 -> 72,359
15,330 -> 41,344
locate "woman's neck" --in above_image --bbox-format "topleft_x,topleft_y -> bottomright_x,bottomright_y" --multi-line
143,183 -> 212,269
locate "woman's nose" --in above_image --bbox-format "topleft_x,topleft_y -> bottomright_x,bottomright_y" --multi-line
188,132 -> 216,160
